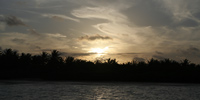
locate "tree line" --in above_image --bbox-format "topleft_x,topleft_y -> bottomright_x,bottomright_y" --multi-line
1,48 -> 200,83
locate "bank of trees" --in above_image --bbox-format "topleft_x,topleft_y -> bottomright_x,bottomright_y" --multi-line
0,48 -> 200,83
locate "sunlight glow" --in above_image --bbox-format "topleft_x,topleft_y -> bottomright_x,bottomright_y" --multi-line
89,47 -> 109,54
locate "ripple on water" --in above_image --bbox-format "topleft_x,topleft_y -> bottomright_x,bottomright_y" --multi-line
0,81 -> 200,100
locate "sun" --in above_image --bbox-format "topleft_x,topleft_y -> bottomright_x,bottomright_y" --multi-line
89,47 -> 109,54
90,48 -> 104,54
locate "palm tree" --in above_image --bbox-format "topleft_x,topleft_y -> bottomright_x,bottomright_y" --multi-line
2,49 -> 19,65
148,58 -> 160,67
41,52 -> 49,65
105,58 -> 118,65
181,59 -> 190,67
65,56 -> 74,65
48,50 -> 63,66
19,53 -> 32,66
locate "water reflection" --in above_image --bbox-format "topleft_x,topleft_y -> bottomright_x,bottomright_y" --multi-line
93,86 -> 113,100
1,81 -> 200,100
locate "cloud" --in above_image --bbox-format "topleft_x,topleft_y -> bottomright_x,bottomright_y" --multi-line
42,14 -> 80,22
1,0 -> 200,64
62,52 -> 94,57
155,51 -> 163,55
188,47 -> 200,52
27,29 -> 39,35
0,22 -> 6,31
47,33 -> 67,38
122,34 -> 129,36
124,0 -> 173,27
160,0 -> 200,27
15,1 -> 27,5
121,0 -> 200,28
12,38 -> 25,44
161,0 -> 195,20
72,6 -> 127,23
78,34 -> 112,41
0,32 -> 75,54
133,57 -> 145,62
152,55 -> 165,60
71,2 -> 141,44
179,46 -> 200,54
194,12 -> 200,20
177,46 -> 200,55
174,46 -> 200,63
0,15 -> 27,26
177,18 -> 199,27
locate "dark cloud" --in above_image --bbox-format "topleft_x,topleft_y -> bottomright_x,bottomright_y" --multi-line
15,1 -> 27,5
12,38 -> 25,44
134,57 -> 145,62
33,46 -> 41,50
123,0 -> 199,28
51,16 -> 65,21
42,14 -> 79,22
194,12 -> 200,20
79,34 -> 112,41
41,49 -> 53,52
107,53 -> 141,56
177,47 -> 200,55
124,0 -> 173,26
155,51 -> 163,55
152,55 -> 165,60
61,52 -> 95,57
0,15 -> 27,26
27,29 -> 39,35
29,45 -> 41,50
187,47 -> 199,52
176,47 -> 200,63
177,18 -> 199,27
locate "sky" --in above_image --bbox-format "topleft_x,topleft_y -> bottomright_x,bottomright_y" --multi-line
0,0 -> 200,63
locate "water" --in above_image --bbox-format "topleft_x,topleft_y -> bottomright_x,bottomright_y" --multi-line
0,80 -> 200,100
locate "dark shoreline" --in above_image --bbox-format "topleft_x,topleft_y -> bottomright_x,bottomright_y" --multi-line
1,77 -> 200,84
1,48 -> 200,84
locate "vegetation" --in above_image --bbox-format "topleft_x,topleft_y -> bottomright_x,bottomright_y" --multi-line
1,48 -> 200,83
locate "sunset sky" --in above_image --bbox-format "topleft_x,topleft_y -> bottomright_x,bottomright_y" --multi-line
1,0 -> 200,63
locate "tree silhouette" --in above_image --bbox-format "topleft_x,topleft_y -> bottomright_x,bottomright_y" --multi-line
105,58 -> 118,65
48,50 -> 63,65
181,59 -> 190,67
0,48 -> 200,83
65,56 -> 74,65
1,49 -> 19,68
19,53 -> 32,66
